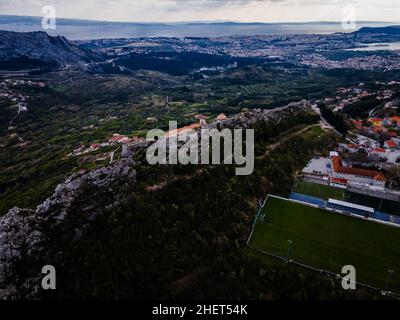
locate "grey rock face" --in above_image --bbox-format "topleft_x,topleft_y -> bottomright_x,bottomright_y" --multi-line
0,207 -> 40,300
0,30 -> 98,69
229,100 -> 310,129
0,157 -> 136,299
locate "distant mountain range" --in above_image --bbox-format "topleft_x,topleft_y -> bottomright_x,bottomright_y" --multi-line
0,15 -> 398,40
1,23 -> 400,72
0,15 -> 394,27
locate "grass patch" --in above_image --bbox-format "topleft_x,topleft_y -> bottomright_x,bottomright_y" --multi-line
249,196 -> 400,292
294,180 -> 346,201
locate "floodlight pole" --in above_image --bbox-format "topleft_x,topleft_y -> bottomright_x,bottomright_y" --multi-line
384,269 -> 394,293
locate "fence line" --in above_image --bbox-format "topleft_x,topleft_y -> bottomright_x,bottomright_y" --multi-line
247,194 -> 400,299
249,245 -> 400,300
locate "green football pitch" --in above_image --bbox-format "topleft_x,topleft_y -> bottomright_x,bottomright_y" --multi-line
294,180 -> 346,201
249,196 -> 400,293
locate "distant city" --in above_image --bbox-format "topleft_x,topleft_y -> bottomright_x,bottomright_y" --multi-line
1,12 -> 400,302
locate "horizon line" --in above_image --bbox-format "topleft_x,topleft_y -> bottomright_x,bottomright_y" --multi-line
0,14 -> 399,26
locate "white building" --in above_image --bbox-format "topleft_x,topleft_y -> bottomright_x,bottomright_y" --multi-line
331,155 -> 386,189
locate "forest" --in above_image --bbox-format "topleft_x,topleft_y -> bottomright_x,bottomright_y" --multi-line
6,111 -> 380,300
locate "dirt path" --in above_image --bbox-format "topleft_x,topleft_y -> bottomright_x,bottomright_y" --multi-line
267,124 -> 320,151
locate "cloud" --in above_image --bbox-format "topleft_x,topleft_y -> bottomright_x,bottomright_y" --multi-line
0,0 -> 399,22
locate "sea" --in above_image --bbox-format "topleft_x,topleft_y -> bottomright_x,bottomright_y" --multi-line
0,16 -> 396,40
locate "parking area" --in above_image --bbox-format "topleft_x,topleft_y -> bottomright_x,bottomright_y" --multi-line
302,157 -> 332,177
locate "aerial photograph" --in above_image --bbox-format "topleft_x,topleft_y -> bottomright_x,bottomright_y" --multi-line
1,0 -> 400,310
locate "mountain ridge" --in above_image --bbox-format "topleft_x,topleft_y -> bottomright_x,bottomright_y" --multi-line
0,30 -> 100,70
0,14 -> 395,26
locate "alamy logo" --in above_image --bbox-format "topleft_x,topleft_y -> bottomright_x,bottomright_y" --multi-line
341,265 -> 356,290
341,4 -> 357,31
146,121 -> 254,176
41,265 -> 56,290
42,5 -> 57,30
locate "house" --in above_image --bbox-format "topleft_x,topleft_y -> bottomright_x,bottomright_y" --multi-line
330,155 -> 386,189
346,144 -> 359,153
302,151 -> 387,190
352,120 -> 363,129
391,116 -> 400,127
147,117 -> 158,123
361,91 -> 369,97
369,118 -> 383,127
384,140 -> 398,149
372,126 -> 387,134
109,134 -> 131,144
216,113 -> 228,121
330,177 -> 348,188
371,147 -> 386,153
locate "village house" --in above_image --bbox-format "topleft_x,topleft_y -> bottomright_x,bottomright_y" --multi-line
109,134 -> 131,144
369,118 -> 383,127
346,144 -> 360,153
216,113 -> 228,121
147,117 -> 158,123
352,120 -> 363,129
391,116 -> 400,127
330,155 -> 386,189
384,139 -> 398,149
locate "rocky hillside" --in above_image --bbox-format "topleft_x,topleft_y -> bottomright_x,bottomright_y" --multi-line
0,30 -> 100,70
0,101 -> 313,299
0,157 -> 136,299
0,101 -> 341,300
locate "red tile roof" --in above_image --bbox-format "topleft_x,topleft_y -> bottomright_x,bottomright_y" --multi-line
331,156 -> 386,181
217,113 -> 228,121
347,144 -> 359,149
374,172 -> 387,181
331,177 -> 348,185
391,116 -> 400,124
372,126 -> 383,133
385,140 -> 397,148
372,148 -> 385,153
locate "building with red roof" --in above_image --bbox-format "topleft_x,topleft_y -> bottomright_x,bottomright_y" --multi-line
384,140 -> 398,149
369,118 -> 383,127
372,126 -> 387,133
330,177 -> 348,188
347,144 -> 359,149
331,156 -> 386,189
352,120 -> 363,129
391,116 -> 400,127
216,113 -> 228,121
372,148 -> 386,153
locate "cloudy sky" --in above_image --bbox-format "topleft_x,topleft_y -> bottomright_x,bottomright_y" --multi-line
0,0 -> 399,23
